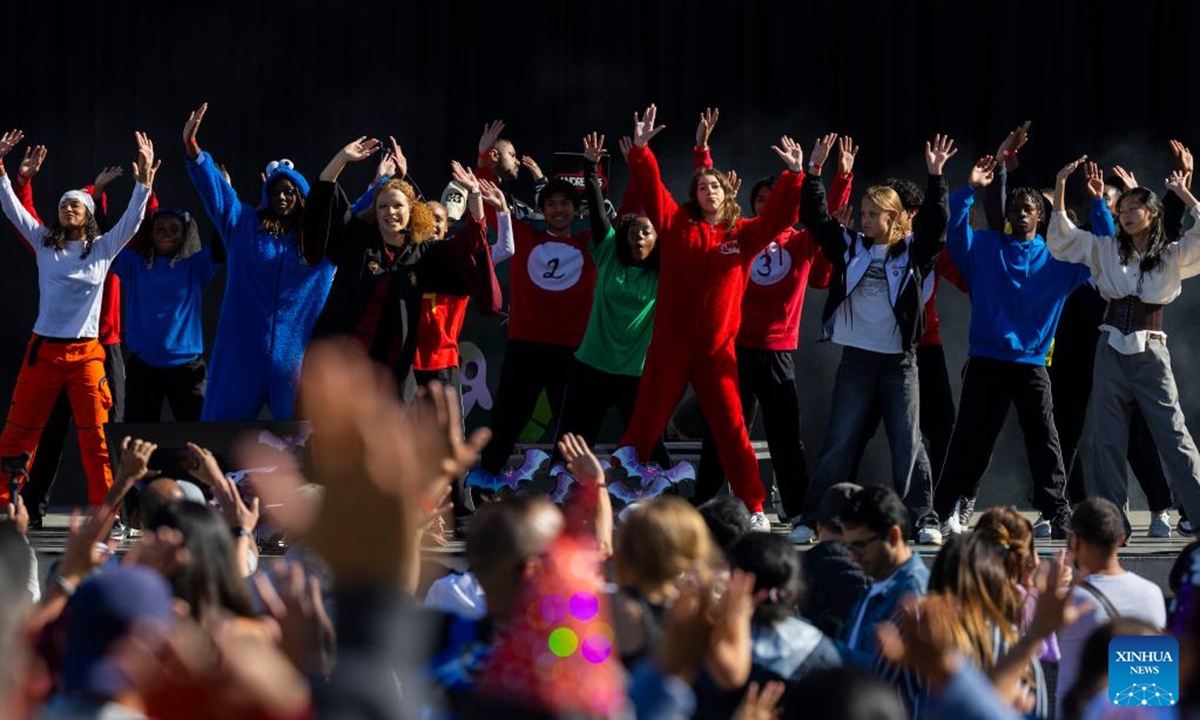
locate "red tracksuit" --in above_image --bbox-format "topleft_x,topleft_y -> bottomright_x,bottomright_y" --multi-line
618,145 -> 802,512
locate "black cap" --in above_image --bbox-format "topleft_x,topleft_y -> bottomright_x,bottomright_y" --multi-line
815,482 -> 863,529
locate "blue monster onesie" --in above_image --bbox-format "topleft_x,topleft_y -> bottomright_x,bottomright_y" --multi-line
186,153 -> 335,420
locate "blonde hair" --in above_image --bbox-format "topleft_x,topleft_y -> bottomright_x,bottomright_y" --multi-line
862,185 -> 911,244
614,497 -> 714,590
359,179 -> 436,243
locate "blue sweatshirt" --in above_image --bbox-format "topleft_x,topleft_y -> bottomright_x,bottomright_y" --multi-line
113,247 -> 218,368
948,188 -> 1090,365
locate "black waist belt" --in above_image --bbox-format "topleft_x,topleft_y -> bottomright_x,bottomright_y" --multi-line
1103,296 -> 1164,334
28,335 -> 95,367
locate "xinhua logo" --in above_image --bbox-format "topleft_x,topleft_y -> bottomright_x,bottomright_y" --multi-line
1109,635 -> 1179,706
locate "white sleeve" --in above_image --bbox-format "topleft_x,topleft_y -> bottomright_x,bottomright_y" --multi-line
491,210 -> 514,265
95,182 -> 151,261
1170,204 -> 1200,280
1046,210 -> 1109,277
0,174 -> 44,247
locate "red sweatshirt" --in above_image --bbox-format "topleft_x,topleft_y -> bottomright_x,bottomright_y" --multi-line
917,251 -> 967,348
10,179 -> 159,345
626,144 -> 802,353
505,220 -> 596,346
736,172 -> 853,351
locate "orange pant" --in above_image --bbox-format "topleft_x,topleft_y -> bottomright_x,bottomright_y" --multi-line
0,337 -> 113,506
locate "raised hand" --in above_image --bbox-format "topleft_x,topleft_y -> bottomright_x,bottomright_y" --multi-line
725,170 -> 742,198
706,568 -> 757,689
876,594 -> 963,692
696,107 -> 720,148
925,134 -> 958,175
93,165 -> 124,195
375,152 -> 398,182
339,136 -> 381,163
558,433 -> 605,486
1084,161 -> 1105,200
58,507 -> 119,585
450,160 -> 481,194
808,133 -> 837,169
838,135 -> 859,175
995,120 -> 1031,169
520,155 -> 545,181
133,131 -> 161,187
1165,170 -> 1198,207
182,103 -> 207,158
618,136 -> 633,162
833,202 -> 855,230
0,129 -> 25,160
1111,164 -> 1138,190
6,493 -> 29,536
478,177 -> 508,212
1056,155 -> 1088,186
733,681 -> 786,720
582,132 -> 606,164
302,341 -> 490,586
387,135 -> 408,179
253,562 -> 336,677
771,135 -> 804,173
112,436 -> 157,500
1170,139 -> 1193,184
18,144 -> 47,180
1028,549 -> 1092,640
633,104 -> 667,148
477,119 -> 506,156
968,155 -> 997,189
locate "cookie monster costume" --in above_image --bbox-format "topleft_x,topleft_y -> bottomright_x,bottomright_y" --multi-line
185,154 -> 335,420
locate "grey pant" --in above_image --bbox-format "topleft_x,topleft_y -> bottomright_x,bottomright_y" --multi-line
808,347 -> 932,529
1085,338 -> 1200,525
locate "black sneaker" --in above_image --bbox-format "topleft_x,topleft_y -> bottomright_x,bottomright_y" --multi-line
27,513 -> 43,532
1051,513 -> 1072,540
109,515 -> 128,541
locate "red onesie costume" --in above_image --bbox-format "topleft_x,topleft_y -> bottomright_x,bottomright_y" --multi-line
616,145 -> 802,512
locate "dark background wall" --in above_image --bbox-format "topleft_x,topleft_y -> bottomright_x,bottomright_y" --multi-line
3,0 -> 1198,507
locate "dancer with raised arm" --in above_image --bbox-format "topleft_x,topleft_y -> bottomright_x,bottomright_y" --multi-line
614,104 -> 805,530
0,130 -> 157,505
1048,157 -> 1200,532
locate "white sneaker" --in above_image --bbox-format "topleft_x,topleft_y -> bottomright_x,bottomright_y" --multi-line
943,514 -> 964,536
749,512 -> 771,533
788,523 -> 817,544
917,524 -> 943,546
1032,514 -> 1051,539
1149,510 -> 1173,538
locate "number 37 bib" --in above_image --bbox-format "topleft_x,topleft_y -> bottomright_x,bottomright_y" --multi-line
528,242 -> 585,291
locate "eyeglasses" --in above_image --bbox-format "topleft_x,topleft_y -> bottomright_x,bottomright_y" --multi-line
846,534 -> 882,552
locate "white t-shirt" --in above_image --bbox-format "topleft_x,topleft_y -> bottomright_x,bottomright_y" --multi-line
0,174 -> 150,339
832,243 -> 902,354
1055,570 -> 1167,717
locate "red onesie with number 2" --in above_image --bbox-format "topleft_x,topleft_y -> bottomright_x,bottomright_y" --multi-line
617,145 -> 802,512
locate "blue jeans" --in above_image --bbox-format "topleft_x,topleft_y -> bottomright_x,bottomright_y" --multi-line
808,346 -> 931,528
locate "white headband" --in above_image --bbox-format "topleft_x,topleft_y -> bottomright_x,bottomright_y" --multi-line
59,190 -> 95,216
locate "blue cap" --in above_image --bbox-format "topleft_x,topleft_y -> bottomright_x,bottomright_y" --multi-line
260,158 -> 310,208
62,566 -> 175,697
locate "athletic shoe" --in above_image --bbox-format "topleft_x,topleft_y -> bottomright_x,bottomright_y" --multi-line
1032,514 -> 1051,539
788,523 -> 817,544
956,496 -> 977,530
1051,513 -> 1072,541
917,522 -> 943,546
943,514 -> 964,536
109,516 -> 128,541
749,512 -> 771,533
1179,517 -> 1195,536
1149,511 -> 1173,539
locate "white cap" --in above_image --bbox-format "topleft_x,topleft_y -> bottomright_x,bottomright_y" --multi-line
440,181 -> 468,221
58,190 -> 95,216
